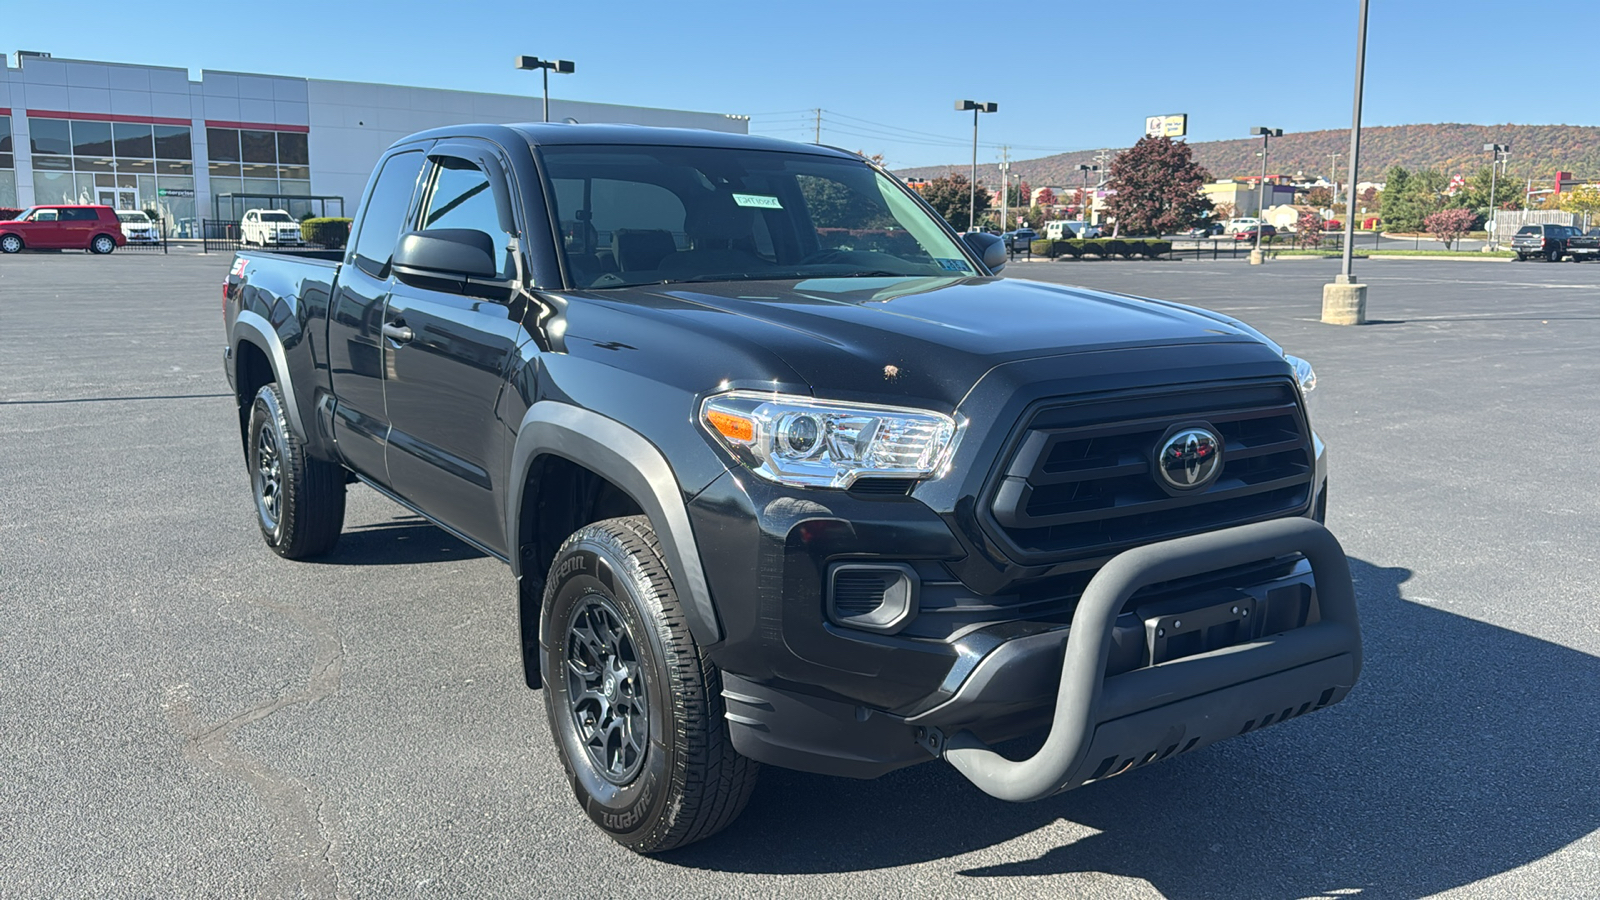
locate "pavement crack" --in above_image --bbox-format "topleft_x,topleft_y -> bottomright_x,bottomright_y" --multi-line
165,597 -> 350,899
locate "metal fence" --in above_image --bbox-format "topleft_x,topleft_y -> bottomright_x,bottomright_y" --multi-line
200,219 -> 338,255
116,230 -> 169,254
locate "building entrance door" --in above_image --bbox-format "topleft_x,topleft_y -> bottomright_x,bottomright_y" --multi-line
96,188 -> 138,210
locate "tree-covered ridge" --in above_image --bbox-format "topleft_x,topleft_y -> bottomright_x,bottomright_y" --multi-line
895,124 -> 1600,189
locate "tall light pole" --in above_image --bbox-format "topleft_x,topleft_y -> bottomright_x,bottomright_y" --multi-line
1323,0 -> 1370,325
1484,142 -> 1510,249
1328,151 -> 1342,206
998,147 -> 1011,233
514,55 -> 576,123
1249,126 -> 1282,263
1076,164 -> 1099,224
955,100 -> 997,231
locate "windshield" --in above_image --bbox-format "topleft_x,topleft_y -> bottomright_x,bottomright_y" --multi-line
538,144 -> 976,289
117,212 -> 150,224
1515,226 -> 1539,236
259,212 -> 294,223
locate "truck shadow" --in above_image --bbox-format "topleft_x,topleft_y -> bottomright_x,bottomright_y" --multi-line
312,516 -> 487,566
664,558 -> 1600,897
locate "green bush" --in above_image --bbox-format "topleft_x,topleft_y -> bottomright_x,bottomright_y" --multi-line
1046,238 -> 1172,260
1141,240 -> 1172,258
1029,239 -> 1055,257
1058,240 -> 1084,258
301,217 -> 353,248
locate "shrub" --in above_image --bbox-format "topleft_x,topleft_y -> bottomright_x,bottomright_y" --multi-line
0,207 -> 24,221
1058,240 -> 1084,258
1030,239 -> 1055,257
1141,240 -> 1172,258
301,217 -> 353,248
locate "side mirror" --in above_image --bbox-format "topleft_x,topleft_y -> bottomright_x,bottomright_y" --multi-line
962,231 -> 1007,274
392,229 -> 499,287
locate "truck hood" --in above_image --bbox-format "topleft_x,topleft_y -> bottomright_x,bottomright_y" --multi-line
591,275 -> 1264,407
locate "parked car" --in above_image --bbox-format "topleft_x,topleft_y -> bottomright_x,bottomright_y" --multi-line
117,210 -> 161,243
1044,220 -> 1100,240
1182,223 -> 1224,238
241,209 -> 305,247
1002,227 -> 1037,250
1511,223 -> 1580,261
0,205 -> 125,254
1225,217 -> 1262,234
1233,224 -> 1278,242
224,122 -> 1353,854
1567,227 -> 1600,261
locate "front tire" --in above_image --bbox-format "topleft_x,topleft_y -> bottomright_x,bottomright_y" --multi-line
90,234 -> 116,255
246,383 -> 345,558
0,234 -> 23,254
542,516 -> 758,853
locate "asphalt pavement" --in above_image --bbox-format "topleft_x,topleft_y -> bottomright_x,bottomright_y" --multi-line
3,248 -> 1598,899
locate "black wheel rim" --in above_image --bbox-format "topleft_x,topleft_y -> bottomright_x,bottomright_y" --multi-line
565,595 -> 648,785
254,421 -> 283,534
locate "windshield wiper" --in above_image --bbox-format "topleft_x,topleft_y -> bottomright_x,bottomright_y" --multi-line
657,270 -> 918,286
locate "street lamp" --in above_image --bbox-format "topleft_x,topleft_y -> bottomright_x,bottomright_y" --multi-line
955,100 -> 998,231
515,55 -> 576,123
1323,0 -> 1370,325
1484,142 -> 1510,248
1076,164 -> 1099,224
1249,127 -> 1282,262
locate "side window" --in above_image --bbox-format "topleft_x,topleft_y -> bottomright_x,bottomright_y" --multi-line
62,209 -> 98,221
350,149 -> 426,278
417,157 -> 511,279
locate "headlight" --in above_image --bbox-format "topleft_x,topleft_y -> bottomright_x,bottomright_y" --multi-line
1284,354 -> 1317,420
700,391 -> 962,488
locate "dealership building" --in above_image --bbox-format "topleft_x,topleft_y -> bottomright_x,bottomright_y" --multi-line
0,52 -> 748,235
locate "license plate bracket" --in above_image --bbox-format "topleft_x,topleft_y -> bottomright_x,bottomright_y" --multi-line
1141,593 -> 1258,666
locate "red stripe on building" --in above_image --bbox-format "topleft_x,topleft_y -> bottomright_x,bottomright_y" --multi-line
204,120 -> 310,134
26,109 -> 191,127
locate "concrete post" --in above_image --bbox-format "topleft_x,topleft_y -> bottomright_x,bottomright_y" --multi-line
1322,276 -> 1367,325
1249,249 -> 1264,265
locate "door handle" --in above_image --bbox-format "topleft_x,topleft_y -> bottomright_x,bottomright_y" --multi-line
382,322 -> 414,343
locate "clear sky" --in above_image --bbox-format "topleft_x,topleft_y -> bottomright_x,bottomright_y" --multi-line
3,0 -> 1593,169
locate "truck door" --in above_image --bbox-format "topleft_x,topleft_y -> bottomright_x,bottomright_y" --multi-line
381,145 -> 528,555
325,148 -> 427,484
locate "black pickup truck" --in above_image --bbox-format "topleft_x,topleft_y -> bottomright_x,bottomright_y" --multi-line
222,124 -> 1359,853
1567,227 -> 1600,261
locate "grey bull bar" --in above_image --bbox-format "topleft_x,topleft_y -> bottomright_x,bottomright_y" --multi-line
940,517 -> 1362,801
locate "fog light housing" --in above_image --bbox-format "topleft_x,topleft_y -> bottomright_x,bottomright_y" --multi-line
827,563 -> 919,634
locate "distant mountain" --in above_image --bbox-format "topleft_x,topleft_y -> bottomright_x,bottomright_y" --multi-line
895,124 -> 1600,189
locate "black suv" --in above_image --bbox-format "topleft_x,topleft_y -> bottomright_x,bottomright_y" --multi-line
1511,223 -> 1580,261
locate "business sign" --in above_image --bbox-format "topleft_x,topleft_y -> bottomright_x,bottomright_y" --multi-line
157,188 -> 195,197
1145,114 -> 1188,139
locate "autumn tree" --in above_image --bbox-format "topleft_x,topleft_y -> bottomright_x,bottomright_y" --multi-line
1424,207 -> 1477,249
1212,201 -> 1236,222
1035,187 -> 1056,207
1103,136 -> 1213,235
1303,186 -> 1333,208
916,172 -> 990,232
1296,208 -> 1325,248
1558,184 -> 1600,227
1379,166 -> 1449,232
1458,166 -> 1522,215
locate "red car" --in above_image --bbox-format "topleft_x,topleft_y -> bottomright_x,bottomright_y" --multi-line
1233,224 -> 1277,242
0,205 -> 127,254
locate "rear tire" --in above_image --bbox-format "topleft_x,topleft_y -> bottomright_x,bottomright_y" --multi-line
1516,253 -> 1527,261
542,516 -> 759,853
246,383 -> 345,558
0,234 -> 22,254
1547,247 -> 1561,262
90,234 -> 116,255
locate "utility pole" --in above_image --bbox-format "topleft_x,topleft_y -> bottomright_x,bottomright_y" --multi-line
1323,0 -> 1370,325
1484,142 -> 1509,249
813,109 -> 822,144
1249,127 -> 1282,264
998,146 -> 1011,233
954,100 -> 998,231
1328,152 -> 1342,206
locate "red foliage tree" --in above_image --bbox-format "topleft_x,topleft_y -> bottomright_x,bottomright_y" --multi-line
1296,208 -> 1325,248
1104,136 -> 1214,235
1424,207 -> 1477,250
1035,187 -> 1056,207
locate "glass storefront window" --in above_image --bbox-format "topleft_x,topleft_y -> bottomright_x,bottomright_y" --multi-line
154,125 -> 191,160
74,157 -> 116,173
71,120 -> 114,157
113,123 -> 154,159
117,158 -> 155,175
243,177 -> 279,196
280,166 -> 311,181
33,170 -> 75,204
1,115 -> 12,171
0,172 -> 16,208
278,132 -> 308,166
241,163 -> 276,180
74,173 -> 99,204
209,162 -> 241,178
30,118 -> 72,155
241,130 -> 277,164
157,160 -> 193,176
34,155 -> 73,171
207,128 -> 241,162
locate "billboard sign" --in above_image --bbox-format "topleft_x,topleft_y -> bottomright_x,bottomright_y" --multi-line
1145,114 -> 1188,139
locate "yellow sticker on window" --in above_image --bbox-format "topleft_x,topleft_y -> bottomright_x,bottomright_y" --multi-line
732,193 -> 783,209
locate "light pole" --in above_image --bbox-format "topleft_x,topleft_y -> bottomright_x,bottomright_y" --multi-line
955,100 -> 997,231
1076,164 -> 1099,224
1323,0 -> 1370,325
514,55 -> 576,123
1484,142 -> 1510,249
1328,151 -> 1342,206
1249,127 -> 1282,263
998,148 -> 1011,233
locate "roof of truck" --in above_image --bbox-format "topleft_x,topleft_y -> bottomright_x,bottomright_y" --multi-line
395,122 -> 862,161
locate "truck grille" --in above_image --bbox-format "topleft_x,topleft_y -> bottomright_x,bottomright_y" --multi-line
986,380 -> 1313,562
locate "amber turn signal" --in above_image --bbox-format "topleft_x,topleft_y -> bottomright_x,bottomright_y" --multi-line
706,409 -> 755,444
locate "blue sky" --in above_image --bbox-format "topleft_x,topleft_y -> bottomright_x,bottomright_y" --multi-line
4,0 -> 1593,169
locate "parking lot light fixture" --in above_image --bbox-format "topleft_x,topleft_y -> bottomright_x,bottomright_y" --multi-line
1249,127 -> 1282,263
1484,142 -> 1510,249
1076,164 -> 1099,223
955,101 -> 998,231
1324,0 -> 1370,325
515,56 -> 576,123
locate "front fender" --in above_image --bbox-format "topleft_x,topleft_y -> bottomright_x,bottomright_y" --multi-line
507,401 -> 722,647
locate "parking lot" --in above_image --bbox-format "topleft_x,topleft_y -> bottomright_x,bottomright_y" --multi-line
3,249 -> 1598,899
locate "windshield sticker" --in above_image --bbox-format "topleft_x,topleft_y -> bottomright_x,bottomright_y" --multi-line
935,258 -> 973,272
732,193 -> 783,209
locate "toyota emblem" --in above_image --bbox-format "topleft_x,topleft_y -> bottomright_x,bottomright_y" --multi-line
1156,427 -> 1223,490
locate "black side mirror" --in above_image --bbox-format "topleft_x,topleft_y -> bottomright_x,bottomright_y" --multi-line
962,231 -> 1007,273
392,229 -> 499,287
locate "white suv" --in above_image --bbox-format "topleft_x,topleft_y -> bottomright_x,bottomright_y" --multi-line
241,209 -> 304,246
117,210 -> 161,243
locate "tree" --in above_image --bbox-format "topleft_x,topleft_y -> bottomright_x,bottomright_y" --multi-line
1303,186 -> 1333,208
1212,201 -> 1236,222
1379,167 -> 1448,232
800,176 -> 894,229
916,172 -> 990,232
1424,207 -> 1477,250
1023,204 -> 1057,226
1103,136 -> 1214,235
1035,187 -> 1056,207
1558,184 -> 1600,227
1457,166 -> 1522,216
1296,208 -> 1324,248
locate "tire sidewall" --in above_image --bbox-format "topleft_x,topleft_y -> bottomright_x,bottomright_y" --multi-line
1,235 -> 21,253
542,535 -> 676,845
247,386 -> 289,547
92,235 -> 116,254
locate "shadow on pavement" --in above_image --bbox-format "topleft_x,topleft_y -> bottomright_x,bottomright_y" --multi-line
665,558 -> 1600,898
313,516 -> 487,566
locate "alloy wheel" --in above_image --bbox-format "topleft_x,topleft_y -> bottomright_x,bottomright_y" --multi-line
565,595 -> 649,785
254,423 -> 283,533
